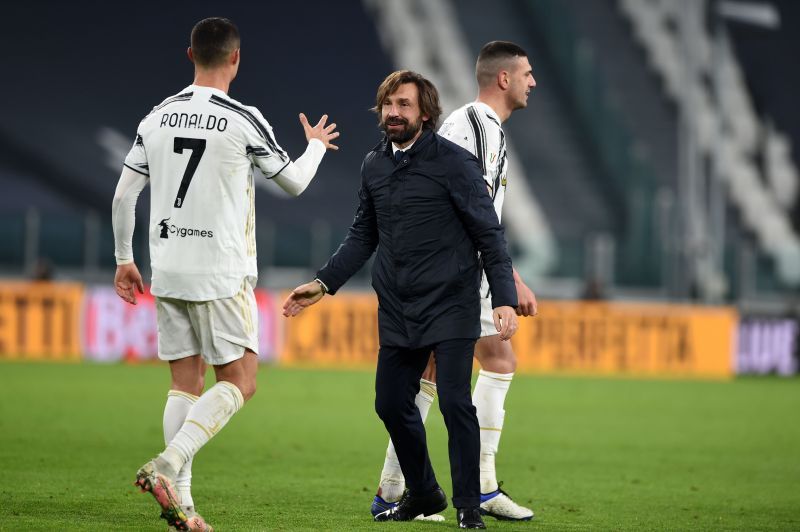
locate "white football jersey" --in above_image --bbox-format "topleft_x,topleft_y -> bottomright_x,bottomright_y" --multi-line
124,85 -> 289,301
439,102 -> 509,297
438,101 -> 507,221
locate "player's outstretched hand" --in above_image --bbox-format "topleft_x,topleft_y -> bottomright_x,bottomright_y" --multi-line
114,263 -> 144,305
515,278 -> 538,317
300,113 -> 340,151
493,306 -> 518,341
283,281 -> 325,317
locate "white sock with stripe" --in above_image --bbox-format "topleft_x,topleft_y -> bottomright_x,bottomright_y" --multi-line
156,381 -> 244,478
473,369 -> 513,493
163,390 -> 199,508
378,378 -> 437,503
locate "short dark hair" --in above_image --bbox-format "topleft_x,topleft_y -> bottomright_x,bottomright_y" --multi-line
372,70 -> 442,131
190,17 -> 240,68
476,41 -> 528,88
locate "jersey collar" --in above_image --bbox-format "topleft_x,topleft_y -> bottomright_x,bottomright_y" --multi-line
186,84 -> 229,98
473,101 -> 501,124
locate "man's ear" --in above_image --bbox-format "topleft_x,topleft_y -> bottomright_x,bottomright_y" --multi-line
231,48 -> 240,65
187,47 -> 194,63
498,70 -> 510,90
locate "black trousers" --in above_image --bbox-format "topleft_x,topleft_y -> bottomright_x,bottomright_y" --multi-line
374,337 -> 480,508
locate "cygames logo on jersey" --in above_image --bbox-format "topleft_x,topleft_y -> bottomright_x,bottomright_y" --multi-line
158,217 -> 214,239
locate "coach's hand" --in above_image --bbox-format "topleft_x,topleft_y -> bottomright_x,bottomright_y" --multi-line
493,306 -> 518,341
300,113 -> 340,151
114,262 -> 144,305
283,281 -> 325,317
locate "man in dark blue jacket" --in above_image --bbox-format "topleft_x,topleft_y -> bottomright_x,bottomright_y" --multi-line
283,70 -> 518,529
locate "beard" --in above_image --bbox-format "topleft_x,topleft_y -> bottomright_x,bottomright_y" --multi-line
382,116 -> 423,144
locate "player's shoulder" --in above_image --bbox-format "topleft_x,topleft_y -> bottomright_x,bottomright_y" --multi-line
440,103 -> 472,132
138,87 -> 195,127
195,91 -> 280,147
203,91 -> 271,129
470,102 -> 502,133
151,87 -> 195,112
440,102 -> 501,140
435,133 -> 478,164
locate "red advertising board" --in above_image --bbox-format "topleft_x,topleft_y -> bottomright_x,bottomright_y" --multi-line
82,286 -> 280,362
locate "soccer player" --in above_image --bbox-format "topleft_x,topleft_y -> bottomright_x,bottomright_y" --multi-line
371,41 -> 539,522
111,17 -> 339,531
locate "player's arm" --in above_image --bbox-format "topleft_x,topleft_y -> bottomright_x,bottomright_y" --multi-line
251,113 -> 339,197
111,166 -> 147,304
513,267 -> 537,317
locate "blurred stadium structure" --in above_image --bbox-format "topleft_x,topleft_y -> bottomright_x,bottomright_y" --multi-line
1,0 -> 799,375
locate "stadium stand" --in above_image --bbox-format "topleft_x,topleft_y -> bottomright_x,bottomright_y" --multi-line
617,0 -> 800,293
2,0 -> 799,301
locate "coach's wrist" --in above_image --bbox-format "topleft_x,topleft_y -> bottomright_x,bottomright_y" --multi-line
314,278 -> 328,295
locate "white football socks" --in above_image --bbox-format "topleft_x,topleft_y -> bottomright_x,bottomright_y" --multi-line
472,369 -> 513,493
378,378 -> 437,502
156,381 -> 244,479
163,390 -> 198,508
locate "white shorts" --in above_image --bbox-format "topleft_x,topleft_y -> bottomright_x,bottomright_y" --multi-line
155,281 -> 259,366
479,295 -> 497,338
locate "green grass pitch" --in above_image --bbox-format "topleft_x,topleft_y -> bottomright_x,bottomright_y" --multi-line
0,362 -> 798,530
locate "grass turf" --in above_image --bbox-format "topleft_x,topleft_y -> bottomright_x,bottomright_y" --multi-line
0,362 -> 798,530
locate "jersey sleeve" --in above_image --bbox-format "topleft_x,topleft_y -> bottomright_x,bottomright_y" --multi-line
123,130 -> 150,177
242,106 -> 291,178
439,111 -> 474,154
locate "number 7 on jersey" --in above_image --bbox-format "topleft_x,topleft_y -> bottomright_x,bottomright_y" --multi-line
173,137 -> 206,208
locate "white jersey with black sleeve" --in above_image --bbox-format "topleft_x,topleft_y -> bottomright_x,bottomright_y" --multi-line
439,101 -> 509,301
119,84 -> 324,301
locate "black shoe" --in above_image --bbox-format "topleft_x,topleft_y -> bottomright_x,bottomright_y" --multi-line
374,487 -> 448,521
457,507 -> 486,529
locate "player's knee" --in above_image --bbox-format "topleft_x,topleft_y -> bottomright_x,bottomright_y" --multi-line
499,356 -> 517,373
480,347 -> 517,374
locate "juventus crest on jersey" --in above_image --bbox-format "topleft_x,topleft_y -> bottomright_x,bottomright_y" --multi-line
125,85 -> 289,301
438,101 -> 508,222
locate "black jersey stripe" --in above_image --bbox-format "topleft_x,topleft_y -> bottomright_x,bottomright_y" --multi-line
149,92 -> 193,115
124,163 -> 150,177
493,129 -> 506,199
485,112 -> 500,127
246,145 -> 272,158
209,95 -> 288,159
264,160 -> 290,179
466,106 -> 487,176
